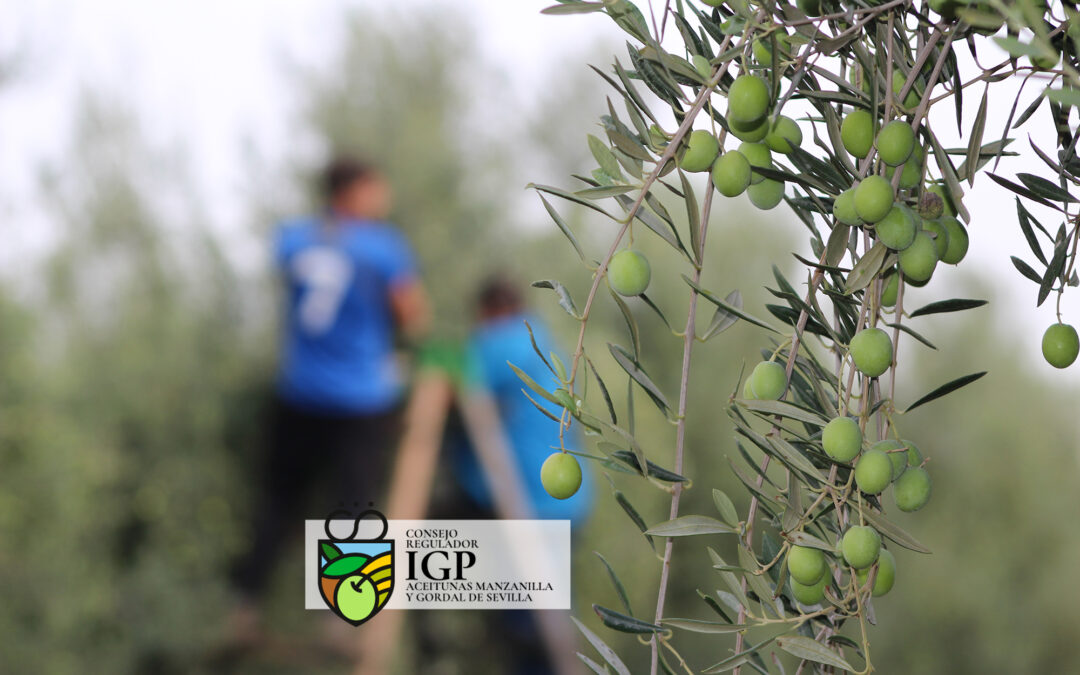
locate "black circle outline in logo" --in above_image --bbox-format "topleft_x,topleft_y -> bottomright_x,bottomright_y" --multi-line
324,508 -> 389,542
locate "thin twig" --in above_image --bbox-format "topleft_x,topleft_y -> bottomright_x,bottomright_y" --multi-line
649,180 -> 714,675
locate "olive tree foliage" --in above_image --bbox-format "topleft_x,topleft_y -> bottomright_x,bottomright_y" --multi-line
525,0 -> 1080,672
0,94 -> 264,673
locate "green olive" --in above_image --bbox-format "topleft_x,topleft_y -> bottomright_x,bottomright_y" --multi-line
1042,323 -> 1079,368
841,526 -> 881,569
540,452 -> 583,500
849,328 -> 893,377
854,176 -> 895,224
712,151 -> 752,197
747,178 -> 785,210
841,110 -> 874,159
822,416 -> 862,462
727,75 -> 770,125
679,130 -> 720,173
608,250 -> 652,297
749,361 -> 787,400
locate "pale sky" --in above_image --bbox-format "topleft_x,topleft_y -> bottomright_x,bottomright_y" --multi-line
0,0 -> 1074,366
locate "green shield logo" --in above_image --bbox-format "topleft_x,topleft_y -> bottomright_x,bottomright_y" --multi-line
318,509 -> 394,627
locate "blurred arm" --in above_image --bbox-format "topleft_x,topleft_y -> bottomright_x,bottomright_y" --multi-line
389,280 -> 431,342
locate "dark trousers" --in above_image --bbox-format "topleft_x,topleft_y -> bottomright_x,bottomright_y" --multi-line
417,431 -> 555,675
232,397 -> 399,599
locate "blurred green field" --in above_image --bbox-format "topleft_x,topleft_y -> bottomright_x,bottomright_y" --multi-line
1,8 -> 1079,675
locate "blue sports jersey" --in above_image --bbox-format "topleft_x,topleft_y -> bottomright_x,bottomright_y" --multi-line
457,314 -> 592,524
274,217 -> 417,414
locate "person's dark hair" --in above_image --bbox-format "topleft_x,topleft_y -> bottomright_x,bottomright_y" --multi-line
321,155 -> 377,201
477,274 -> 523,316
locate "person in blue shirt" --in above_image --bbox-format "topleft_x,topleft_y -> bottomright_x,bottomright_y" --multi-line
230,156 -> 429,636
421,276 -> 591,675
455,276 -> 592,525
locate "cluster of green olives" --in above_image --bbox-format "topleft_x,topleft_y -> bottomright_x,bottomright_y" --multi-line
822,416 -> 932,514
779,415 -> 933,606
834,110 -> 970,294
677,74 -> 803,210
786,536 -> 897,606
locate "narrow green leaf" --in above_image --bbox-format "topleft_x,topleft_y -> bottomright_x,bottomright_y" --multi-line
909,298 -> 988,317
532,280 -> 580,318
702,289 -> 742,340
740,399 -> 829,426
1015,92 -> 1045,128
738,547 -> 780,618
679,169 -> 701,261
541,2 -> 605,15
860,508 -> 932,554
662,618 -> 751,634
1011,256 -> 1043,283
767,435 -> 824,481
826,224 -> 851,267
1038,234 -> 1068,306
606,128 -> 654,161
845,242 -> 887,294
987,173 -> 1061,211
521,389 -> 563,423
1016,197 -> 1048,264
715,638 -> 774,675
712,489 -> 739,528
730,460 -> 777,506
508,361 -> 563,407
708,547 -> 749,611
703,656 -> 750,674
928,129 -> 970,222
529,183 -> 620,220
593,604 -> 662,634
594,552 -> 633,615
883,322 -> 937,350
776,636 -> 856,672
537,194 -> 586,261
639,293 -> 675,332
686,277 -> 779,333
576,652 -> 608,675
608,287 -> 641,357
614,490 -> 655,552
965,85 -> 989,187
576,184 -> 639,199
647,515 -> 735,537
521,321 -> 555,377
572,617 -> 632,675
608,343 -> 670,411
1045,86 -> 1080,108
1017,172 -> 1076,203
993,36 -> 1045,59
905,371 -> 987,412
610,450 -> 688,483
588,133 -> 625,180
786,531 -> 833,551
586,357 -> 617,424
957,138 -> 1015,181
613,194 -> 687,253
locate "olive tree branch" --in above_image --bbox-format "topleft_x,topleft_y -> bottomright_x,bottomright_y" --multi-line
649,178 -> 715,675
733,252 -> 828,672
562,31 -> 740,406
